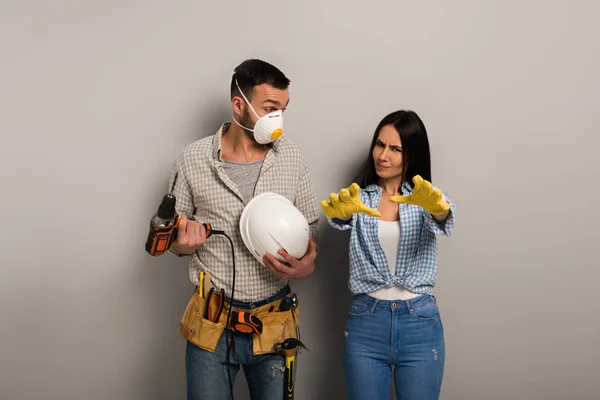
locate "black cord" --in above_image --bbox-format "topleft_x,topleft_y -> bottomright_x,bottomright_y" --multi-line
221,232 -> 236,400
185,215 -> 237,398
204,231 -> 237,400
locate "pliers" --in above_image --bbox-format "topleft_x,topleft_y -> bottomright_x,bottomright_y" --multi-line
206,288 -> 225,323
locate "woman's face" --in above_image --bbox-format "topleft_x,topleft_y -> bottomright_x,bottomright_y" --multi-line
372,124 -> 404,182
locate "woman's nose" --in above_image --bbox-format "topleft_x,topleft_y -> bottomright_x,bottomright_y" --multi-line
379,148 -> 389,160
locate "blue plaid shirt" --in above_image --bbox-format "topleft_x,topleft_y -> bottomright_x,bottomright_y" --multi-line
328,182 -> 456,295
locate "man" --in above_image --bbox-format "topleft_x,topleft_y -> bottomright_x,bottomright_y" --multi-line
167,59 -> 319,400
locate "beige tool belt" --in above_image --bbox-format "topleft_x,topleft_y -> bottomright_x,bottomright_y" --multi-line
178,289 -> 299,356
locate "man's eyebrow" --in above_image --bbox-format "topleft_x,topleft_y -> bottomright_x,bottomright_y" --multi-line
262,99 -> 291,108
262,99 -> 282,106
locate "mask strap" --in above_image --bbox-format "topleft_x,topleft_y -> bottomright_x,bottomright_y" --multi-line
235,78 -> 260,119
231,114 -> 253,132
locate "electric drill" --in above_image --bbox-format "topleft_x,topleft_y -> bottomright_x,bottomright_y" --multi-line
145,174 -> 214,256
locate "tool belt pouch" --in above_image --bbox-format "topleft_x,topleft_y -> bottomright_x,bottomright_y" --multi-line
178,291 -> 225,353
252,305 -> 300,356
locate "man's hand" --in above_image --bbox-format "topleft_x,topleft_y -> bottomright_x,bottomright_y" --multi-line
263,237 -> 317,279
389,175 -> 450,216
320,183 -> 381,220
170,216 -> 207,255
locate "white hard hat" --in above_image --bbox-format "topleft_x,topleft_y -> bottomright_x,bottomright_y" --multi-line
239,192 -> 310,267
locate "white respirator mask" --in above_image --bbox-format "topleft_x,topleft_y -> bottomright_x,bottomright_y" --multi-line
232,79 -> 284,144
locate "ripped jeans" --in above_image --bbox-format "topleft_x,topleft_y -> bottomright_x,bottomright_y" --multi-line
186,332 -> 286,400
343,294 -> 445,400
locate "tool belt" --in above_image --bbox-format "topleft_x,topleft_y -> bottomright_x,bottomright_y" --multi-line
178,287 -> 300,356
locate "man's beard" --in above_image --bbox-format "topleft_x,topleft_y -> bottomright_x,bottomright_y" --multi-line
239,108 -> 255,139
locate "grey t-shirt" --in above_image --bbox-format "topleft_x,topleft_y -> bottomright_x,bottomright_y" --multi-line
223,158 -> 264,204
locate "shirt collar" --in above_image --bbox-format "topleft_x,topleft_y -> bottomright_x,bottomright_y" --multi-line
212,123 -> 227,161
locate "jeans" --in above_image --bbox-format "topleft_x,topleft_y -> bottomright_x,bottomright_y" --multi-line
343,294 -> 445,400
185,286 -> 290,400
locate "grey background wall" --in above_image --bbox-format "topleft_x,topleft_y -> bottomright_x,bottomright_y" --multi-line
1,1 -> 599,399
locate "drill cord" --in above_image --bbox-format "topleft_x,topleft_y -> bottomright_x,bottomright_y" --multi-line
222,232 -> 236,400
198,231 -> 237,400
170,172 -> 178,194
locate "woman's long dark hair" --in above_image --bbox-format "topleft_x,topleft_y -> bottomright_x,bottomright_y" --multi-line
356,110 -> 432,190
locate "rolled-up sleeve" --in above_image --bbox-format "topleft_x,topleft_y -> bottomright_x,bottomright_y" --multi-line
168,151 -> 195,218
166,151 -> 196,257
327,214 -> 356,231
423,191 -> 455,236
295,153 -> 320,242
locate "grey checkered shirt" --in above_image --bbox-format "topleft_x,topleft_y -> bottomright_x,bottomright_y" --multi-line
168,123 -> 319,302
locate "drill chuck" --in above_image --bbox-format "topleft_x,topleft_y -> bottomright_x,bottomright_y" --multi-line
156,193 -> 177,220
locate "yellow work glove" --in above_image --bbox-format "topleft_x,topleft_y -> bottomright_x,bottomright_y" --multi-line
321,183 -> 381,219
389,175 -> 450,215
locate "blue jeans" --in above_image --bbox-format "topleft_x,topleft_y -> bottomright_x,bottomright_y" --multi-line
343,294 -> 445,400
185,286 -> 290,400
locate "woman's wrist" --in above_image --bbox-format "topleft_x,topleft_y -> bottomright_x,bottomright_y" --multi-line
432,208 -> 450,222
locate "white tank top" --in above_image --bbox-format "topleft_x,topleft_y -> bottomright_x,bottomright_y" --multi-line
369,220 -> 421,300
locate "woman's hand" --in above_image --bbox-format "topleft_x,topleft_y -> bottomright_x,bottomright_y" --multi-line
320,183 -> 381,220
388,175 -> 450,216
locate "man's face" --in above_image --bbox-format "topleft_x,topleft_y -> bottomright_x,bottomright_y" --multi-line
238,84 -> 290,132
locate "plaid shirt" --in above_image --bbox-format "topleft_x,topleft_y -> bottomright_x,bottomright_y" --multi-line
328,182 -> 456,295
168,123 -> 319,302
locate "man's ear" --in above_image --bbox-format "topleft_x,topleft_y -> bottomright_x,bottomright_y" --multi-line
231,96 -> 244,116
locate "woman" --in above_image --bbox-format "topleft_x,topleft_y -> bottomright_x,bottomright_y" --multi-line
320,110 -> 456,400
